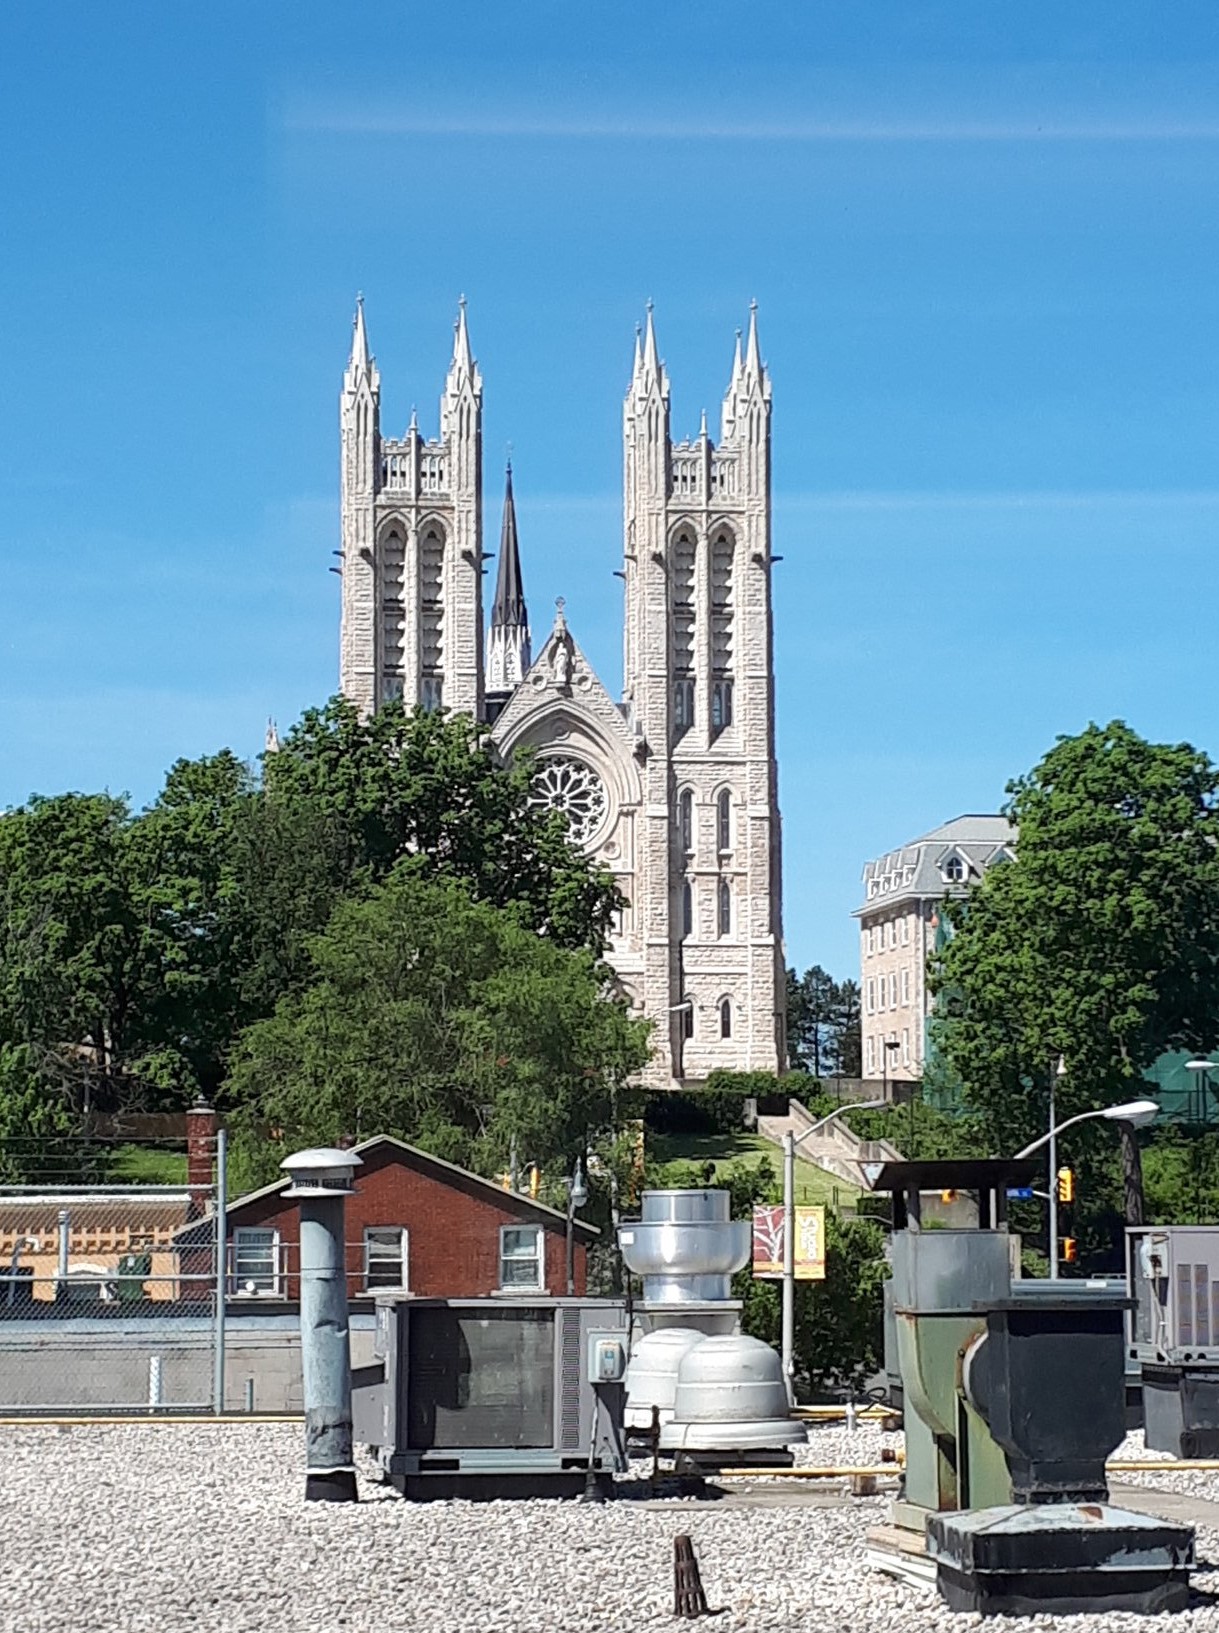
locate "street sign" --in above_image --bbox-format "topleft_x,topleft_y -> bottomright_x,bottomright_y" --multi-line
1007,1187 -> 1034,1200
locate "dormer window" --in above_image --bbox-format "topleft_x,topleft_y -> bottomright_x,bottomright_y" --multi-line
944,855 -> 965,884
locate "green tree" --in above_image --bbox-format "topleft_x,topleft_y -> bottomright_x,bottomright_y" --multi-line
227,871 -> 651,1188
786,965 -> 837,1074
0,792 -> 153,1115
830,977 -> 862,1077
263,698 -> 622,954
932,721 -> 1219,1232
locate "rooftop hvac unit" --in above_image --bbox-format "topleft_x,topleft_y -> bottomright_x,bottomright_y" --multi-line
352,1295 -> 629,1499
1128,1225 -> 1219,1457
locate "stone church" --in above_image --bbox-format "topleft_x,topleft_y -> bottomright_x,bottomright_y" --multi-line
337,298 -> 786,1086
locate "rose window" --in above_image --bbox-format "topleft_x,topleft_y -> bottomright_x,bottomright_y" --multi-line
529,756 -> 608,846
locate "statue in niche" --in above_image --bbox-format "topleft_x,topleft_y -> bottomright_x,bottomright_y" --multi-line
554,641 -> 573,688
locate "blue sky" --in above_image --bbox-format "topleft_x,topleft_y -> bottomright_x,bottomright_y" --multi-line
2,4 -> 1217,978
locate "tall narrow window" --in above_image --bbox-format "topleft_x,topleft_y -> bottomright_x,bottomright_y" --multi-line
711,680 -> 734,732
681,999 -> 695,1040
710,529 -> 734,736
420,524 -> 445,710
682,881 -> 693,939
679,790 -> 693,854
671,529 -> 696,740
717,789 -> 732,852
717,878 -> 731,937
380,528 -> 406,703
719,998 -> 732,1039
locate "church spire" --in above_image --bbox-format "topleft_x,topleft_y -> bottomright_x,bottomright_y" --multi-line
343,294 -> 380,400
350,294 -> 370,374
491,463 -> 528,631
743,299 -> 763,387
451,294 -> 473,380
485,462 -> 531,697
641,300 -> 660,383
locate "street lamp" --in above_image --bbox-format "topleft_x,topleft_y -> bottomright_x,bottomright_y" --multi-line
781,1099 -> 885,1396
1014,1086 -> 1159,1278
1183,1060 -> 1217,1219
565,1157 -> 588,1296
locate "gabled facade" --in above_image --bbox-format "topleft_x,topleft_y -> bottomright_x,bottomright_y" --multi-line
337,301 -> 786,1086
855,814 -> 1016,1082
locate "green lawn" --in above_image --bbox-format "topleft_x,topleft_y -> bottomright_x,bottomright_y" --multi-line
646,1131 -> 859,1209
107,1145 -> 188,1184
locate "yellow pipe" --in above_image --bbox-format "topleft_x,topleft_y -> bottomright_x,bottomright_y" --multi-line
793,1405 -> 895,1420
718,1464 -> 901,1479
0,1414 -> 302,1426
1104,1469 -> 1219,1482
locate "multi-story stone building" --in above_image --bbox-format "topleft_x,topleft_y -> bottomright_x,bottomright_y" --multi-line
338,298 -> 786,1086
855,814 -> 1015,1084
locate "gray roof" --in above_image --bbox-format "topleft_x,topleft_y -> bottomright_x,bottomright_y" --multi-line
855,813 -> 1016,917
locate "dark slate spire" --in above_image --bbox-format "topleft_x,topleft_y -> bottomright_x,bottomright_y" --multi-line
491,462 -> 527,631
486,462 -> 532,698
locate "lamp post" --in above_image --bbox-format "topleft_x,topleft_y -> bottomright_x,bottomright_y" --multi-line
1183,1060 -> 1217,1220
781,1098 -> 885,1397
1014,1091 -> 1158,1277
565,1157 -> 588,1296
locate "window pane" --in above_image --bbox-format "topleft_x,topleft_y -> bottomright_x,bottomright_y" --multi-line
499,1226 -> 542,1289
365,1227 -> 406,1289
501,1227 -> 539,1258
233,1229 -> 277,1291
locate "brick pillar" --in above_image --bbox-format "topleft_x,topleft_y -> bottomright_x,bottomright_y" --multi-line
185,1099 -> 216,1222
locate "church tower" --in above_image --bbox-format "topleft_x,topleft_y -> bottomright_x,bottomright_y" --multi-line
622,304 -> 786,1080
339,298 -> 484,719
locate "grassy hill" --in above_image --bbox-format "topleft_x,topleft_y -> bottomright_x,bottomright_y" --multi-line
645,1130 -> 859,1210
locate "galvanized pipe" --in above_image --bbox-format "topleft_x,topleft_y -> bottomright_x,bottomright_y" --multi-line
212,1128 -> 227,1415
298,1194 -> 357,1501
56,1209 -> 70,1283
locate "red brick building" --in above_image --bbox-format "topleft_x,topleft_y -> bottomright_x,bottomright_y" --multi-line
181,1135 -> 596,1305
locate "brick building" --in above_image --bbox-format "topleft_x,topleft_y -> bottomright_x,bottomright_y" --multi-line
856,814 -> 1016,1083
180,1134 -> 596,1306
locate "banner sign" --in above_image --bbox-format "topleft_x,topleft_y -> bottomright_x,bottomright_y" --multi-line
751,1204 -> 826,1281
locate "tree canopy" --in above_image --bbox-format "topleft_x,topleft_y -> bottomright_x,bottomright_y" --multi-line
0,699 -> 629,1174
228,871 -> 650,1188
931,720 -> 1219,1220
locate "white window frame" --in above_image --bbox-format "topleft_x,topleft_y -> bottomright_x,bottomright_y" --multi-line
866,977 -> 876,1015
363,1226 -> 408,1292
899,916 -> 909,946
902,1029 -> 911,1066
864,927 -> 872,957
499,1223 -> 545,1292
889,973 -> 898,1010
866,1036 -> 876,1074
231,1227 -> 281,1298
901,967 -> 911,1005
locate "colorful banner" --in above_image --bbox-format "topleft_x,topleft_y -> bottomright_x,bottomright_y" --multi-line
751,1204 -> 826,1281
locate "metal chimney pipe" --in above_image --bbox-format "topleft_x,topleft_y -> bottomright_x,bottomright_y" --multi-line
57,1209 -> 70,1283
281,1148 -> 362,1503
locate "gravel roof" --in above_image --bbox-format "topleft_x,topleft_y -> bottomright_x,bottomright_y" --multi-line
2,1421 -> 1218,1631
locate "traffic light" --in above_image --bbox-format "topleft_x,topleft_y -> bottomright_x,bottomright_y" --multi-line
1061,1237 -> 1078,1264
1056,1166 -> 1075,1204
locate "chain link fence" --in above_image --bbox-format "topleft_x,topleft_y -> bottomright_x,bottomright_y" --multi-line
0,1129 -> 226,1413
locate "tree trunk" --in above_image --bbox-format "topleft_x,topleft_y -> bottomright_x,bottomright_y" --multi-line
1119,1122 -> 1145,1226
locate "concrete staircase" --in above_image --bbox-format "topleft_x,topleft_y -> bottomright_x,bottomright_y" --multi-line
756,1099 -> 904,1189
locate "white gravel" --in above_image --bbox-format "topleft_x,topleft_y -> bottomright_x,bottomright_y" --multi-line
2,1420 -> 1218,1632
